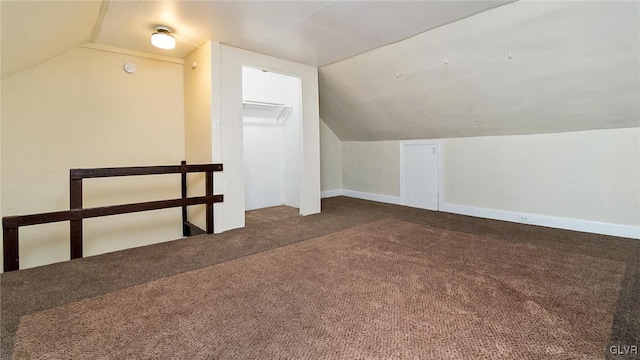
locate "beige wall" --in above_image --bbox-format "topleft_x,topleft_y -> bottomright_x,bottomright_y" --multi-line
339,128 -> 640,232
184,42 -> 212,164
342,140 -> 400,196
1,46 -> 185,270
320,119 -> 342,191
184,41 -> 213,229
443,127 -> 640,226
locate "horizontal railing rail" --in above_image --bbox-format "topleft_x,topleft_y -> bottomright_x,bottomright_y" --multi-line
70,164 -> 223,179
2,196 -> 223,228
2,162 -> 223,272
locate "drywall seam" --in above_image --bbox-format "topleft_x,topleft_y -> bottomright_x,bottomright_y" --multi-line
89,0 -> 110,42
80,43 -> 184,64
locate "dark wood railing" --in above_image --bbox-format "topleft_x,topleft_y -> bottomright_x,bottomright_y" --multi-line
2,161 -> 223,272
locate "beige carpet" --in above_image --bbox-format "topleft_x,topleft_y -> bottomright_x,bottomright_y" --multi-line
245,205 -> 299,225
12,219 -> 625,359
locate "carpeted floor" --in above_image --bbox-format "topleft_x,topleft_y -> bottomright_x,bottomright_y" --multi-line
1,197 -> 639,359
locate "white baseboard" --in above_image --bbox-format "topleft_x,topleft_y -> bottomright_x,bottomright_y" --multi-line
440,203 -> 640,240
321,189 -> 343,198
321,189 -> 639,239
321,189 -> 402,205
342,190 -> 402,205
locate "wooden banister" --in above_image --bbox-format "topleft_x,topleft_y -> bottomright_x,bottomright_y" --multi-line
2,162 -> 223,272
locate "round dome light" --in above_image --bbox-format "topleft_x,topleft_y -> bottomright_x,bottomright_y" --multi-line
151,26 -> 176,50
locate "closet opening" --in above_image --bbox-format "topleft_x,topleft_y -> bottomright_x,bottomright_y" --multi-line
241,66 -> 302,216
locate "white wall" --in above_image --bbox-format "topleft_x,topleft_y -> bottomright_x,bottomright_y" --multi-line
335,128 -> 640,238
320,119 -> 342,192
218,45 -> 320,231
242,67 -> 301,211
1,46 -> 185,270
243,123 -> 286,210
282,95 -> 302,208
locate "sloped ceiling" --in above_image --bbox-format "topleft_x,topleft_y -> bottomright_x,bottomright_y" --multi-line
319,1 -> 640,141
3,1 -> 637,141
94,0 -> 512,66
1,0 -> 512,79
0,1 -> 102,78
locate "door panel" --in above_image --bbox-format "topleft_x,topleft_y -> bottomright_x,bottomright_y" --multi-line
402,143 -> 439,211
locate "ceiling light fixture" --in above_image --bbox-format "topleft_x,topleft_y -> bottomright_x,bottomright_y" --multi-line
151,26 -> 176,50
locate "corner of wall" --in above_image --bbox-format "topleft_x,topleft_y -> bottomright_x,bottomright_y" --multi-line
320,119 -> 342,192
341,140 -> 400,197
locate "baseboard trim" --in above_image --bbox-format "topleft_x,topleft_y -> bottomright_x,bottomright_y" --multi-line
441,203 -> 640,240
322,189 -> 402,205
342,190 -> 402,205
321,189 -> 343,198
322,189 -> 639,239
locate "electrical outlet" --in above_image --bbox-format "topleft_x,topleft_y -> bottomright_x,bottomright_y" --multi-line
517,216 -> 531,223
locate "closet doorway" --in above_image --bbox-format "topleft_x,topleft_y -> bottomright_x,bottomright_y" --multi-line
242,66 -> 302,212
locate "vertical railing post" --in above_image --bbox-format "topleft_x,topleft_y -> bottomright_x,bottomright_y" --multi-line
70,173 -> 83,260
205,170 -> 214,234
180,160 -> 190,237
3,220 -> 19,272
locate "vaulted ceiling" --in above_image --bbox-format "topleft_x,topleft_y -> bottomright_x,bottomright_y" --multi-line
95,0 -> 512,67
2,1 -> 638,141
1,1 -> 103,78
320,1 -> 640,140
0,0 -> 511,78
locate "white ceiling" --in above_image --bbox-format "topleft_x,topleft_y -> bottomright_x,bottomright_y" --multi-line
95,0 -> 513,66
319,1 -> 640,140
3,1 -> 637,141
1,0 -> 512,78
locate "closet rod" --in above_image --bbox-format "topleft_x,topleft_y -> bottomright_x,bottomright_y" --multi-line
243,100 -> 286,108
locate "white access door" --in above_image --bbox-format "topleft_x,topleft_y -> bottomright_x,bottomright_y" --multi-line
401,142 -> 440,210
